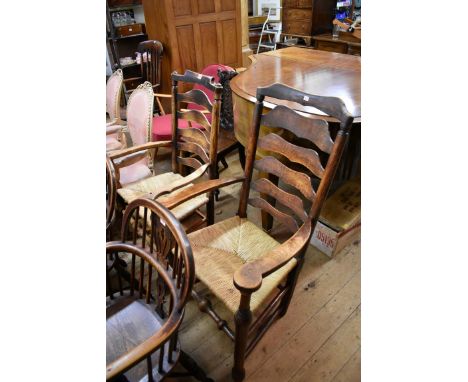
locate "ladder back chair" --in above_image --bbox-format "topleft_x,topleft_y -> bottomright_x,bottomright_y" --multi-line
106,198 -> 201,381
158,83 -> 354,381
106,69 -> 126,152
109,71 -> 223,231
153,64 -> 244,183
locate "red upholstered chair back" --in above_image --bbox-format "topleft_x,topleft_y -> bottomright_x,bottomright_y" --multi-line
187,64 -> 234,112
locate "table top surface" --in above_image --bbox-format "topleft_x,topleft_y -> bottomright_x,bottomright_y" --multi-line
231,47 -> 361,120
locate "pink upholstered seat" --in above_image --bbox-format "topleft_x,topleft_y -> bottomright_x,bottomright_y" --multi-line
152,64 -> 233,141
118,162 -> 152,186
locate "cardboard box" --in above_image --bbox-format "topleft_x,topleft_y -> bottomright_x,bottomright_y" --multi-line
310,178 -> 361,257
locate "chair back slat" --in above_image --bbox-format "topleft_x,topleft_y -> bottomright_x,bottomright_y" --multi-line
253,156 -> 315,201
178,128 -> 210,151
261,105 -> 334,154
238,83 -> 354,236
177,109 -> 212,133
171,70 -> 223,181
248,197 -> 299,233
178,142 -> 210,164
177,156 -> 204,171
252,178 -> 308,223
257,133 -> 325,178
178,89 -> 213,112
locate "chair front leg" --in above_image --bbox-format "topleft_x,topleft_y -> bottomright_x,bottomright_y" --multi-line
232,292 -> 253,382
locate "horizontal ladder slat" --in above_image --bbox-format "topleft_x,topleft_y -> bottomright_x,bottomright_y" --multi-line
248,197 -> 299,233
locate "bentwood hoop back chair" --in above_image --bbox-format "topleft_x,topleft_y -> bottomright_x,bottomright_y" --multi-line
106,156 -> 117,238
109,71 -> 223,230
106,198 -> 195,381
159,83 -> 354,381
106,69 -> 126,152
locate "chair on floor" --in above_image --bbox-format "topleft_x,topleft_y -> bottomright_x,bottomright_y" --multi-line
124,40 -> 163,94
158,83 -> 354,381
106,198 -> 212,382
108,70 -> 223,231
153,64 -> 245,186
106,69 -> 126,152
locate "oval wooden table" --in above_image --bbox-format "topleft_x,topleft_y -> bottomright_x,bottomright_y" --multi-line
230,47 -> 361,229
231,46 -> 361,178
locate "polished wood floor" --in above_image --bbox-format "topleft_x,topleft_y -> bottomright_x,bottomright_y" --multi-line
121,149 -> 361,382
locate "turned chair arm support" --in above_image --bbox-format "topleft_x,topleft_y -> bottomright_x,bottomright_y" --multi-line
233,221 -> 312,293
160,176 -> 246,209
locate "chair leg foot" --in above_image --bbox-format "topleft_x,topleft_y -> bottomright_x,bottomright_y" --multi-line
232,294 -> 252,382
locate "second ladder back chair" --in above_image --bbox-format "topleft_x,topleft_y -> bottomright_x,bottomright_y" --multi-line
110,71 -> 223,231
159,83 -> 354,381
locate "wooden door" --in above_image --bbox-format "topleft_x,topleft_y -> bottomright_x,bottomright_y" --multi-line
167,0 -> 242,72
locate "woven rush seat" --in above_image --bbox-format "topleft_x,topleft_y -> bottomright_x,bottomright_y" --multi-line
117,171 -> 209,221
188,216 -> 297,313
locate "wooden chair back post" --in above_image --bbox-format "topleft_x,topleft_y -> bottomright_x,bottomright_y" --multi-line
106,155 -> 117,234
238,83 -> 354,241
106,199 -> 195,380
137,40 -> 163,91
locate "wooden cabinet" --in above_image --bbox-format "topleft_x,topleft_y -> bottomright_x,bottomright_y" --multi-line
281,0 -> 337,44
312,33 -> 361,56
142,0 -> 242,95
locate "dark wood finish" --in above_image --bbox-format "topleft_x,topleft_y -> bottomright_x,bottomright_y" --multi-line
106,198 -> 194,381
115,23 -> 145,37
108,0 -> 142,7
107,156 -> 118,236
231,47 -> 361,186
110,70 -> 223,230
142,0 -> 243,99
123,40 -> 163,102
313,33 -> 361,56
281,0 -> 337,44
158,83 -> 354,381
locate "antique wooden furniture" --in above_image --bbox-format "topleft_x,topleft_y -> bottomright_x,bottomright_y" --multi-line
152,64 -> 245,192
109,71 -> 223,230
106,198 -> 193,381
106,1 -> 149,91
106,156 -> 118,239
142,0 -> 243,98
281,0 -> 337,46
231,47 -> 361,188
106,69 -> 126,152
159,83 -> 354,381
124,40 -> 164,103
313,32 -> 361,56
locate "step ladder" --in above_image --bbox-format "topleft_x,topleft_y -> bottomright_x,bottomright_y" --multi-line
256,7 -> 282,54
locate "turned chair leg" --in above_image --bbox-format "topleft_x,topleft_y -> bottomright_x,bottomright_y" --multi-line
238,145 -> 246,170
279,257 -> 305,317
232,293 -> 252,382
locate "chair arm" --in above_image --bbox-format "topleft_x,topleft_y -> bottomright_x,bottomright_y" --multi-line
123,76 -> 143,83
154,93 -> 172,98
106,124 -> 126,135
109,141 -> 171,160
160,176 -> 245,210
110,141 -> 171,170
233,221 -> 312,293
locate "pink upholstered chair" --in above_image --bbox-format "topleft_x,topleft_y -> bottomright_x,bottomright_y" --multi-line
109,71 -> 223,231
106,69 -> 126,152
